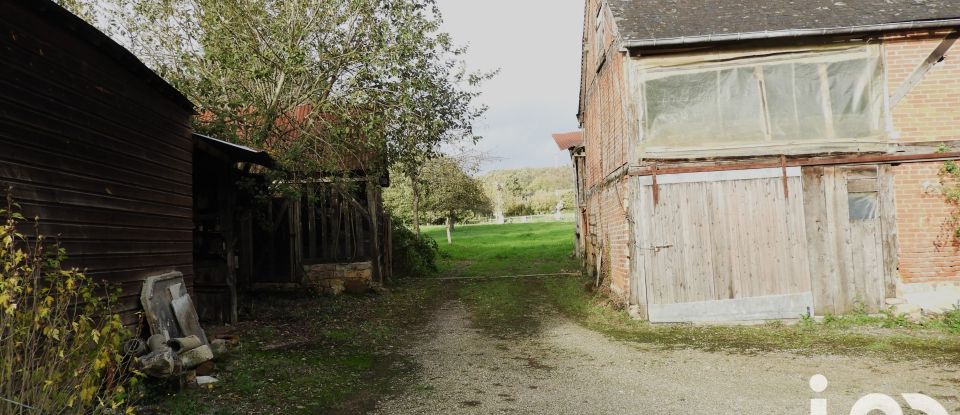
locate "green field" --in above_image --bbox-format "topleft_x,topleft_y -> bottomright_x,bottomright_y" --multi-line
422,222 -> 579,278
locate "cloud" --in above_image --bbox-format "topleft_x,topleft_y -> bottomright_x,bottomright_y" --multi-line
437,0 -> 584,172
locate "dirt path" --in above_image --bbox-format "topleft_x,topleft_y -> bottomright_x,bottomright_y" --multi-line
373,299 -> 960,415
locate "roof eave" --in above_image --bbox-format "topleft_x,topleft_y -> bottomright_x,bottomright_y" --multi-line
622,18 -> 960,49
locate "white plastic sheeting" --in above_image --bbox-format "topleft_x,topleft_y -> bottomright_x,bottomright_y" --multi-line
637,44 -> 887,155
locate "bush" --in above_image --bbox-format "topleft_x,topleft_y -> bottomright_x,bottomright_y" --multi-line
939,307 -> 960,333
0,194 -> 135,413
390,219 -> 440,278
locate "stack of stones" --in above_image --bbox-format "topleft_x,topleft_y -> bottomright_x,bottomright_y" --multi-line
302,261 -> 373,295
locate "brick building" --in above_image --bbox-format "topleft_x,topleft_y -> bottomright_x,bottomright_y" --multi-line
576,0 -> 960,322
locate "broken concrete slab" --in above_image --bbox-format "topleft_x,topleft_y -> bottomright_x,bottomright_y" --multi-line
140,271 -> 209,345
180,345 -> 214,369
196,376 -> 219,386
172,294 -> 208,345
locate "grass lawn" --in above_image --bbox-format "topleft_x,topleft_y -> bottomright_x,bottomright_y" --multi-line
422,222 -> 580,278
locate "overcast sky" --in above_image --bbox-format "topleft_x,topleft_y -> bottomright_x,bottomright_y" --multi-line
437,0 -> 584,173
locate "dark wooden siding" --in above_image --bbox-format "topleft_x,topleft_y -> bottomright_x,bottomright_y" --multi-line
0,1 -> 194,326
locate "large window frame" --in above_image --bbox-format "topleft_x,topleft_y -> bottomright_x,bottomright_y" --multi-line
637,44 -> 889,157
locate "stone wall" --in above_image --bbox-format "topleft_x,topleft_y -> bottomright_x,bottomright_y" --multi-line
303,262 -> 373,295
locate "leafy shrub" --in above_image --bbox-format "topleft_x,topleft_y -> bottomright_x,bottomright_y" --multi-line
0,194 -> 136,413
939,306 -> 960,333
390,218 -> 440,278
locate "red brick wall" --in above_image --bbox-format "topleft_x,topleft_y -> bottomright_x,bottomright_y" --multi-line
891,162 -> 960,282
580,0 -> 632,297
884,31 -> 960,283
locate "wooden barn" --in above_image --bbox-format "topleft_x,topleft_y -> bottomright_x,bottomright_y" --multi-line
0,0 -> 196,327
577,0 -> 960,322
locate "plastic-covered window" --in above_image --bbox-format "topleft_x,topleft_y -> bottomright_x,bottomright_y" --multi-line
848,193 -> 878,221
642,46 -> 883,150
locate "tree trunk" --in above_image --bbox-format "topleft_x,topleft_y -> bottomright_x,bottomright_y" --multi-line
412,178 -> 421,235
445,216 -> 453,245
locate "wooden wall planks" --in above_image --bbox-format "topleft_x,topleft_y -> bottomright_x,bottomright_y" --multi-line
638,173 -> 811,311
0,2 -> 195,327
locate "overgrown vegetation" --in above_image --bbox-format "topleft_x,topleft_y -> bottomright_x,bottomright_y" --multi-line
0,195 -> 135,413
390,218 -> 441,278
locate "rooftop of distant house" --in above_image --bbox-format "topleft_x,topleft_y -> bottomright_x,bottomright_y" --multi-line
552,131 -> 583,150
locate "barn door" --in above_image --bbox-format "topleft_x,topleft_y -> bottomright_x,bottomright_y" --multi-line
802,166 -> 888,315
636,168 -> 814,323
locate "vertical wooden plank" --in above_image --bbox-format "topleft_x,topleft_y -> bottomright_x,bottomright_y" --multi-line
708,180 -> 733,300
239,211 -> 254,291
803,166 -> 835,315
833,168 -> 855,314
289,198 -> 302,283
332,193 -> 343,260
366,180 -> 383,285
688,182 -> 716,302
850,219 -> 884,312
630,177 -> 650,318
787,176 -> 813,294
877,164 -> 900,299
307,184 -> 316,260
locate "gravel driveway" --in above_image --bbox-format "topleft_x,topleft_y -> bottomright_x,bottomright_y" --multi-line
374,300 -> 960,415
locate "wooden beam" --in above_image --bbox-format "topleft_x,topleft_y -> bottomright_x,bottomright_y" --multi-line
628,151 -> 960,177
891,30 -> 960,108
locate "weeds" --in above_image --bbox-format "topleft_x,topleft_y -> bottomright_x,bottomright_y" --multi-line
542,276 -> 960,363
0,192 -> 135,414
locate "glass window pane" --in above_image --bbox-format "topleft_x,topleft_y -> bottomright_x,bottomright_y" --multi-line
848,192 -> 878,221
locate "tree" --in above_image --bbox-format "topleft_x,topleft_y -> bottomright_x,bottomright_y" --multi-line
420,157 -> 491,244
58,0 -> 491,189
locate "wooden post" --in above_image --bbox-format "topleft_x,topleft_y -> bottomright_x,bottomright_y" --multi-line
877,164 -> 901,299
366,180 -> 383,285
307,184 -> 316,260
239,211 -> 253,296
780,155 -> 790,198
384,215 -> 393,280
651,162 -> 660,207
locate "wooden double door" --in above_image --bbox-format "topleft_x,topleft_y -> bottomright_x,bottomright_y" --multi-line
632,165 -> 896,322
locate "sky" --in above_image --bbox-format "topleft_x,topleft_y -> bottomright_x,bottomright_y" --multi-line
436,0 -> 584,173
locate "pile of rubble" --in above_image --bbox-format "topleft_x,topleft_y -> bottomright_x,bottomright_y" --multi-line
127,271 -> 234,388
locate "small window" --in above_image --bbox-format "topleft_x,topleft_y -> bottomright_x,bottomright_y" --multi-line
848,193 -> 878,221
